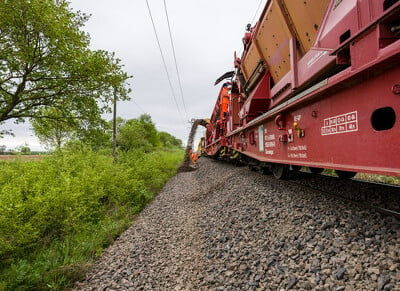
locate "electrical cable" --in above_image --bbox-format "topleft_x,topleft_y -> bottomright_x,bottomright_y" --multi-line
132,98 -> 147,115
162,0 -> 189,122
145,0 -> 186,124
251,0 -> 264,24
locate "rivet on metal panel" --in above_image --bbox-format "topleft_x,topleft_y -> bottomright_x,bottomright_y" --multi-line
392,84 -> 400,95
312,111 -> 318,118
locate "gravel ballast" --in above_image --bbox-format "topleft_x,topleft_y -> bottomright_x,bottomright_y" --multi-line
75,158 -> 400,290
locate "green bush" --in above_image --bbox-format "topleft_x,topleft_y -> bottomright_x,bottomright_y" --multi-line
0,146 -> 184,290
118,149 -> 184,193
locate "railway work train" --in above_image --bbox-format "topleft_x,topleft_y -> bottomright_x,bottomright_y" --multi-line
201,0 -> 400,179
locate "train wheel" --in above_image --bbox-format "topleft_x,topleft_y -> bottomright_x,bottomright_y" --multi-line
272,164 -> 289,179
310,167 -> 324,174
260,166 -> 271,175
248,165 -> 258,171
232,158 -> 241,167
336,170 -> 357,179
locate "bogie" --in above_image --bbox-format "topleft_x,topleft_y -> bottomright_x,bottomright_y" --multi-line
336,170 -> 357,179
272,164 -> 289,180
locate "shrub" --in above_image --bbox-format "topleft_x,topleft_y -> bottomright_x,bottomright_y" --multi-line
0,146 -> 184,289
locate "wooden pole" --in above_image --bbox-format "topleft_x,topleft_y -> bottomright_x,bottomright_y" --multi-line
112,88 -> 117,161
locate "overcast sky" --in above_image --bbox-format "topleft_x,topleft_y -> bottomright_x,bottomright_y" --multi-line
1,0 -> 264,150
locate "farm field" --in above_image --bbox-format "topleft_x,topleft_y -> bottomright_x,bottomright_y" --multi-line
0,155 -> 49,161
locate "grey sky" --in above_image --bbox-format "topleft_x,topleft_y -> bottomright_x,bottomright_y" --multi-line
1,0 -> 264,150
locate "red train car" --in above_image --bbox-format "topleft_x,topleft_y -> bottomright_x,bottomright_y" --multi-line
204,0 -> 400,178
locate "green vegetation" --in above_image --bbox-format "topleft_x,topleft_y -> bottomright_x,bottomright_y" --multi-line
0,145 -> 183,290
0,114 -> 184,290
355,173 -> 400,185
0,0 -> 130,138
322,169 -> 400,185
0,1 -> 186,289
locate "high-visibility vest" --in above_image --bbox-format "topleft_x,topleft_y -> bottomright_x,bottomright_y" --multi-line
220,88 -> 230,105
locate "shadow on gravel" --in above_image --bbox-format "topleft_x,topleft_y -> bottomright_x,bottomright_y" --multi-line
177,163 -> 199,173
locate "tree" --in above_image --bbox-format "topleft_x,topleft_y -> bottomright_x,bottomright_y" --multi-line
0,0 -> 131,135
31,107 -> 112,150
0,144 -> 6,154
30,108 -> 77,149
77,122 -> 112,151
137,114 -> 161,149
117,115 -> 160,152
16,142 -> 31,154
158,131 -> 182,149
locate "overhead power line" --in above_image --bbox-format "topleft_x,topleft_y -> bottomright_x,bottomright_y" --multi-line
145,0 -> 186,124
132,98 -> 147,115
162,0 -> 189,122
251,0 -> 264,24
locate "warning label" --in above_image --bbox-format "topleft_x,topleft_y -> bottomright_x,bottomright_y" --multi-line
321,111 -> 358,136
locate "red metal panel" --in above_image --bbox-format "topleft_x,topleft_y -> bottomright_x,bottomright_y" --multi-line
357,0 -> 372,28
231,64 -> 400,176
296,49 -> 336,88
370,0 -> 384,19
319,0 -> 359,48
351,26 -> 379,69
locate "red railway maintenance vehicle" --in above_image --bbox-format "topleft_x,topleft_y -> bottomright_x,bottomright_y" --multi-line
203,0 -> 400,179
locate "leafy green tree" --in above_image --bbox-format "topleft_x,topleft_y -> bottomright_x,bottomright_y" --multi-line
78,123 -> 113,151
16,142 -> 31,154
137,114 -> 161,149
158,131 -> 182,149
117,119 -> 151,151
32,108 -> 112,150
0,0 -> 131,135
0,144 -> 6,154
117,114 -> 160,152
31,108 -> 77,150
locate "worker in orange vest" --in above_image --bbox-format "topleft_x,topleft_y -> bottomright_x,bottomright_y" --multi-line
189,148 -> 198,165
220,82 -> 231,119
191,151 -> 198,164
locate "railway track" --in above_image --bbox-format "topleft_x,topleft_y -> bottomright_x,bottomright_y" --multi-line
75,158 -> 399,290
287,172 -> 400,220
243,161 -> 400,219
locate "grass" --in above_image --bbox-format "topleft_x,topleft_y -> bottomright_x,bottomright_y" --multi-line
355,173 -> 400,185
321,169 -> 400,185
1,214 -> 130,290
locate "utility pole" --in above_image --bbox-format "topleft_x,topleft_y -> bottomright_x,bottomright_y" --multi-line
112,88 -> 117,161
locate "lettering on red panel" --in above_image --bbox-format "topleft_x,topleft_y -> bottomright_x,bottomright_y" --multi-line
321,111 -> 358,136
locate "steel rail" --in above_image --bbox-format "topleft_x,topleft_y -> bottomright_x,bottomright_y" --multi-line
287,173 -> 400,220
